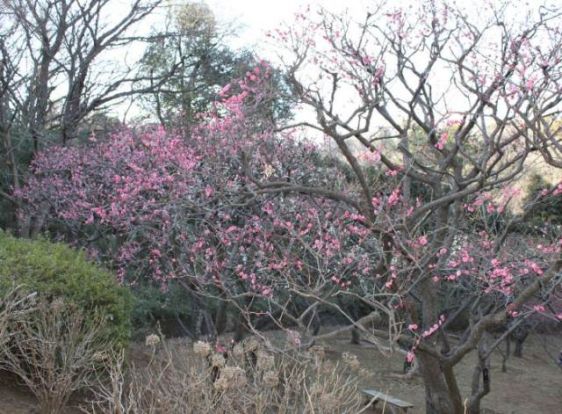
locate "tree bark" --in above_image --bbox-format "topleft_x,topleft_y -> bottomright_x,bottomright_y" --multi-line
350,327 -> 361,344
214,300 -> 228,336
417,352 -> 459,414
466,332 -> 492,414
416,276 -> 463,414
513,340 -> 524,358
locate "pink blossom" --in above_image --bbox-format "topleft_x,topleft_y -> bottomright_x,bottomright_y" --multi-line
435,131 -> 448,150
359,148 -> 382,163
437,247 -> 448,256
204,186 -> 214,198
219,84 -> 231,97
387,188 -> 401,207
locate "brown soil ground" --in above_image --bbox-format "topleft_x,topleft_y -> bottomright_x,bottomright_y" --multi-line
0,332 -> 560,414
321,332 -> 562,414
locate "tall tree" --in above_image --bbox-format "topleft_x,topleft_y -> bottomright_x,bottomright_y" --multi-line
138,1 -> 292,135
262,2 -> 562,413
0,0 -> 172,234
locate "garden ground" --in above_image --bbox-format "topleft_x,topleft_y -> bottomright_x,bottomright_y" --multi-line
0,332 -> 560,414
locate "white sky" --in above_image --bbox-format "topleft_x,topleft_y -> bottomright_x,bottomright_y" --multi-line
205,0 -> 369,52
193,0 -> 557,54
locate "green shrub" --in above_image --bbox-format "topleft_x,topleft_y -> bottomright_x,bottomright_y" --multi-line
0,231 -> 132,345
131,281 -> 229,339
131,281 -> 196,339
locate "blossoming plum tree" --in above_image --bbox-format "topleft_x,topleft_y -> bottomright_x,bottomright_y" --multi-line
260,2 -> 562,413
15,2 -> 562,413
17,61 -> 380,339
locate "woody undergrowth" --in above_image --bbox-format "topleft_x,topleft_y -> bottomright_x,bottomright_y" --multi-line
85,335 -> 369,414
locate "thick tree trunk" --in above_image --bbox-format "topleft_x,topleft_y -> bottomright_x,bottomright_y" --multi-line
16,203 -> 49,239
233,314 -> 246,342
16,213 -> 31,238
417,353 -> 461,414
416,275 -> 463,414
511,325 -> 528,358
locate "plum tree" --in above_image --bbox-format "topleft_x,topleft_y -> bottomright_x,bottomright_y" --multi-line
14,2 -> 562,413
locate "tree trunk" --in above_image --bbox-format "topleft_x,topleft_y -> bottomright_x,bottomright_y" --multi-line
416,277 -> 463,414
502,337 -> 510,372
466,333 -> 492,414
417,352 -> 460,414
513,340 -> 524,358
214,300 -> 228,335
233,314 -> 246,342
16,214 -> 30,238
350,327 -> 361,344
512,326 -> 528,358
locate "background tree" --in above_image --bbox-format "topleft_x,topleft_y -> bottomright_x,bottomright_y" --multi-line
0,0 -> 173,235
139,1 -> 292,135
523,173 -> 562,230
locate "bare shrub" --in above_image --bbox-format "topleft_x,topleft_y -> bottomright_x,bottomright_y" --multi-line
0,287 -> 36,349
86,337 -> 368,414
0,298 -> 113,414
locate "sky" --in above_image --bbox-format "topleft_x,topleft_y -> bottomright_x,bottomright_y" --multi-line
187,0 -> 557,53
142,0 -> 403,59
204,0 -> 368,52
113,0 -> 374,121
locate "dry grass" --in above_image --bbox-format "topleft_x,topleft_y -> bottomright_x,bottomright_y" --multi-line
84,335 -> 369,414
